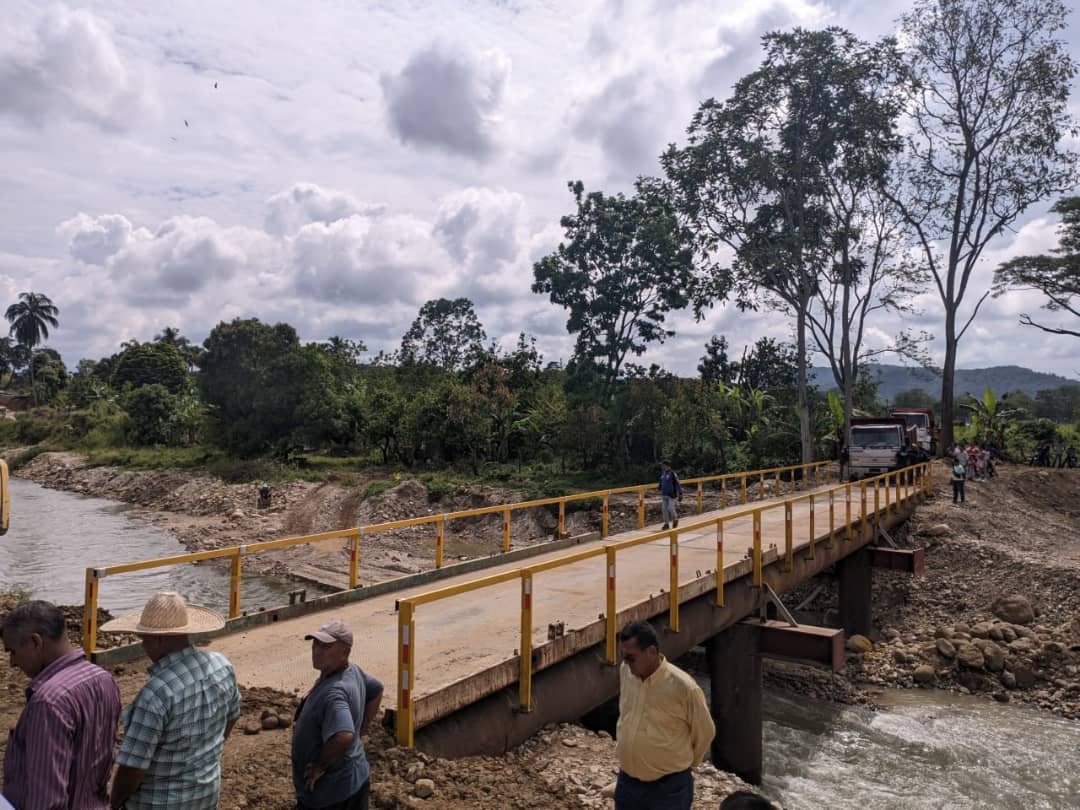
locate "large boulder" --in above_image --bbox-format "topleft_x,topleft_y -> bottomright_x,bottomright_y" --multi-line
983,645 -> 1005,673
919,523 -> 953,538
936,639 -> 957,659
956,643 -> 985,669
846,635 -> 873,653
913,665 -> 935,684
991,595 -> 1035,626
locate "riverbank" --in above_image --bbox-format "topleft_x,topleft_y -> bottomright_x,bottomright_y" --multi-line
788,463 -> 1080,720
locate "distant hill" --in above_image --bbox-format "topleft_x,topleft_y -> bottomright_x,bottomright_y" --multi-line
808,364 -> 1080,402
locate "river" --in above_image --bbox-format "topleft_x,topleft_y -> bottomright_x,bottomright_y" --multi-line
0,478 -> 313,615
761,687 -> 1080,809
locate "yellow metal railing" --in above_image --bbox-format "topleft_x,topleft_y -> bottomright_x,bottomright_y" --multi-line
392,461 -> 932,746
81,459 -> 831,653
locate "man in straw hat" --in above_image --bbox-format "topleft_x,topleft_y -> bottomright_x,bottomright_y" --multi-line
101,592 -> 241,810
2,599 -> 121,810
292,619 -> 383,810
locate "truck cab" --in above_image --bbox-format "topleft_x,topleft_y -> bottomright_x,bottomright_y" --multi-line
889,408 -> 937,454
847,417 -> 914,480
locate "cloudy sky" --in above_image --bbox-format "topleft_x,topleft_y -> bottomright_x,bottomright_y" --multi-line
2,0 -> 1078,378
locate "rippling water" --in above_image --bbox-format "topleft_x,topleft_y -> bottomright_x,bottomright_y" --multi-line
761,687 -> 1080,809
0,478 -> 314,615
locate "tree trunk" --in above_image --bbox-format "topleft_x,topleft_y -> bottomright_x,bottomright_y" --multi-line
940,311 -> 956,456
28,350 -> 38,406
796,307 -> 813,463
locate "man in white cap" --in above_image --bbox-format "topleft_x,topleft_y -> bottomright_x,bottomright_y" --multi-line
101,592 -> 241,810
292,619 -> 383,810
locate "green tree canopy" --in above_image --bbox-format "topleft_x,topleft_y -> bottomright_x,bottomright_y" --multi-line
533,179 -> 701,395
399,298 -> 486,372
112,341 -> 189,394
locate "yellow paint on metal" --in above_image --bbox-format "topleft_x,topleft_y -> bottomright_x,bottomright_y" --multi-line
349,533 -> 360,589
784,501 -> 793,572
605,546 -> 617,664
502,507 -> 511,553
715,521 -> 724,607
559,500 -> 567,537
519,572 -> 533,712
82,568 -> 99,654
435,516 -> 445,570
808,494 -> 815,561
527,546 -> 605,576
601,494 -> 610,539
741,476 -> 748,504
752,509 -> 763,587
408,568 -> 521,607
846,484 -> 854,541
827,489 -> 835,548
636,488 -> 645,529
229,552 -> 242,620
759,473 -> 765,501
396,601 -> 416,747
0,459 -> 9,536
668,531 -> 680,632
697,481 -> 704,514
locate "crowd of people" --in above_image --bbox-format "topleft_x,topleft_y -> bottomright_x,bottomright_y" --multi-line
2,592 -> 382,810
1029,442 -> 1079,468
1,590 -> 782,810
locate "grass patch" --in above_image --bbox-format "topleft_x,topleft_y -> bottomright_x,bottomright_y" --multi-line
8,445 -> 48,471
363,479 -> 397,498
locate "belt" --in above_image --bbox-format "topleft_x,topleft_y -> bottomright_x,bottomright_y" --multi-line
620,768 -> 690,785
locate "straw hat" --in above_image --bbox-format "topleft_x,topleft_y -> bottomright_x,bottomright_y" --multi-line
100,591 -> 226,635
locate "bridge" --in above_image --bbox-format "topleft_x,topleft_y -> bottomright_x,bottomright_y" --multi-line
82,460 -> 930,783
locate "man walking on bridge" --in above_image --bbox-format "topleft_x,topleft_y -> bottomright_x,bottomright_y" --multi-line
102,592 -> 241,810
292,620 -> 383,810
659,460 -> 683,530
615,620 -> 714,810
2,600 -> 121,810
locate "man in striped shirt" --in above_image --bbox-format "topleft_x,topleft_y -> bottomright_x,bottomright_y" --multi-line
2,600 -> 121,810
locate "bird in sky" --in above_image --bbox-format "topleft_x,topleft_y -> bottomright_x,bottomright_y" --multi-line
214,82 -> 218,89
184,119 -> 189,127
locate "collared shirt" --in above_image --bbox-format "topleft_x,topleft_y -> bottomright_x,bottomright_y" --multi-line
616,657 -> 715,782
3,648 -> 120,810
292,664 -> 383,808
116,646 -> 241,810
659,470 -> 682,498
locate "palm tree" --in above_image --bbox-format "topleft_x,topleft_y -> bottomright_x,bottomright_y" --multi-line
5,292 -> 59,405
960,388 -> 1021,451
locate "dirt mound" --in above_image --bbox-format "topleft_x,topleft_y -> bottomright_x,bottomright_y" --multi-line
1001,468 -> 1080,519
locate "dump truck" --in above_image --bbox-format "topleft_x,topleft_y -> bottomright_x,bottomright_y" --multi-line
847,417 -> 917,480
888,407 -> 938,454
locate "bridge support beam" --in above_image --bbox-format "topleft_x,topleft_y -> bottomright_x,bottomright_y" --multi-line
706,624 -> 762,785
869,546 -> 925,575
838,547 -> 872,637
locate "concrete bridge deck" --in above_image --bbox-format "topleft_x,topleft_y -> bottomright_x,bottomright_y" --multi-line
201,474 -> 916,732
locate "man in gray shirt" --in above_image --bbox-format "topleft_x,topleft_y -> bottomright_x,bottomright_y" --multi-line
292,620 -> 383,810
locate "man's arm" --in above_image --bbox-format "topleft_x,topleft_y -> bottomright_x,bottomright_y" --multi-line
110,766 -> 145,810
361,690 -> 383,733
14,700 -> 76,810
687,685 -> 716,766
304,731 -> 356,791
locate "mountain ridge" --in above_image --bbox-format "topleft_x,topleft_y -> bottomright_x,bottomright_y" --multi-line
808,364 -> 1080,402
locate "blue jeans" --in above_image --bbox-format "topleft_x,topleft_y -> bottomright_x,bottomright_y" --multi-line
661,495 -> 679,526
615,770 -> 693,810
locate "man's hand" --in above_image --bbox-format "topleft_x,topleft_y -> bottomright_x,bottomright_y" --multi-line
304,763 -> 326,792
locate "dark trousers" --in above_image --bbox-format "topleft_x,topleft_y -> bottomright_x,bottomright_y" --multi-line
952,480 -> 965,503
614,770 -> 693,810
297,781 -> 369,810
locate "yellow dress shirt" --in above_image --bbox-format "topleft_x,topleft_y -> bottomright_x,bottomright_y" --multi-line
615,656 -> 716,781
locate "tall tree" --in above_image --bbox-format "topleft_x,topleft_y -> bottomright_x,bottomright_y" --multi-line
892,0 -> 1078,453
532,179 -> 701,396
5,291 -> 59,405
664,29 -> 898,462
399,298 -> 486,372
994,196 -> 1080,339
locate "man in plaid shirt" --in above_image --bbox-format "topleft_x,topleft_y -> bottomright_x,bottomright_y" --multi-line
102,592 -> 241,810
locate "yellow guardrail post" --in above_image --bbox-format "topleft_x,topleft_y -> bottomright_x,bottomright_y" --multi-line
752,509 -> 763,587
669,530 -> 680,632
519,572 -> 533,712
229,548 -> 243,620
435,517 -> 445,569
784,501 -> 793,571
874,479 -> 881,530
827,489 -> 835,548
601,493 -> 610,539
396,601 -> 415,747
720,477 -> 727,510
697,481 -> 704,514
774,469 -> 782,497
715,521 -> 724,607
845,484 -> 854,541
82,568 -> 100,655
348,530 -> 360,589
558,500 -> 567,538
636,488 -> 645,528
885,473 -> 892,514
605,546 -> 617,664
758,472 -> 765,501
808,494 -> 816,560
860,483 -> 868,534
502,507 -> 511,553
895,470 -> 902,508
741,475 -> 748,504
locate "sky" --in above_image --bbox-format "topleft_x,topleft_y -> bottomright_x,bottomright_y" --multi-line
1,0 -> 1078,379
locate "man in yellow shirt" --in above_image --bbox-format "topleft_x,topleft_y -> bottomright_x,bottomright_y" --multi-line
615,620 -> 715,809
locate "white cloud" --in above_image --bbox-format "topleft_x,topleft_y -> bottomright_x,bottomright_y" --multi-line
0,5 -> 146,130
263,183 -> 386,236
380,42 -> 511,160
58,213 -> 143,265
433,187 -> 526,267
